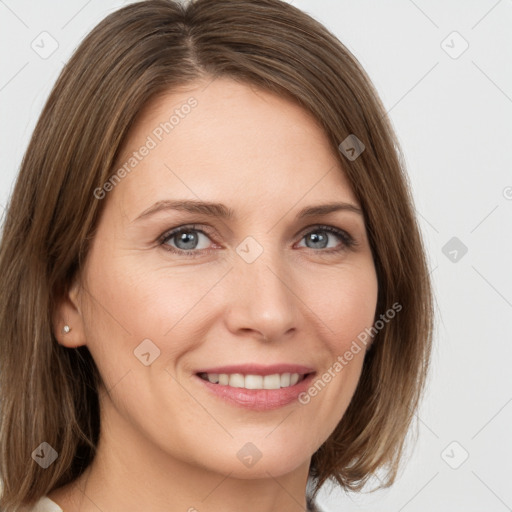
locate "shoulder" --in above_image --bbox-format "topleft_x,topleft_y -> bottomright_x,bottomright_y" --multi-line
27,496 -> 63,512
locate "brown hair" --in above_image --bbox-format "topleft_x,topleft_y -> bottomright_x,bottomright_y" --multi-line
0,0 -> 433,509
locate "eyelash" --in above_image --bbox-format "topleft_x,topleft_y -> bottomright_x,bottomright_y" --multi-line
158,224 -> 357,258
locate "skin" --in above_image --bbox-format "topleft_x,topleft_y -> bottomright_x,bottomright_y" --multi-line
50,77 -> 378,512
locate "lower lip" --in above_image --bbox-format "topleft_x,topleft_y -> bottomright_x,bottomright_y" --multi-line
195,373 -> 316,411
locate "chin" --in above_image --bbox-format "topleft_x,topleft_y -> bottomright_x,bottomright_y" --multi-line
198,438 -> 314,480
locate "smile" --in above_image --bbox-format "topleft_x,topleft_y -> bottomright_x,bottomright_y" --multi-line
198,372 -> 307,390
194,364 -> 317,411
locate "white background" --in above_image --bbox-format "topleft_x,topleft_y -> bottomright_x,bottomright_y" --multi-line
1,1 -> 511,510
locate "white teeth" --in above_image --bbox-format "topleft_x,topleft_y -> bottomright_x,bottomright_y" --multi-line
201,372 -> 304,390
280,373 -> 291,387
229,373 -> 245,388
244,375 -> 263,389
263,374 -> 281,389
207,373 -> 219,384
218,373 -> 229,385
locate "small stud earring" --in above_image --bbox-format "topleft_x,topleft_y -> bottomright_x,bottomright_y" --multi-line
62,325 -> 71,334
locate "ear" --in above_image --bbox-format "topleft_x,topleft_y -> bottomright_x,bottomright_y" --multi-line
52,278 -> 87,348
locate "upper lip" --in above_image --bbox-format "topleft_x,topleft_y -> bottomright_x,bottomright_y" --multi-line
195,364 -> 315,376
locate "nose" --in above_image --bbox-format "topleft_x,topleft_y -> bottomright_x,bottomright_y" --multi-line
222,243 -> 300,343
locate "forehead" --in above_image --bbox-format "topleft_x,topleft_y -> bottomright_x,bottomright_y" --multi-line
110,77 -> 359,218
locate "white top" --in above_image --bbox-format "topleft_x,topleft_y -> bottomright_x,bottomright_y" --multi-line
30,497 -> 63,511
32,496 -> 324,511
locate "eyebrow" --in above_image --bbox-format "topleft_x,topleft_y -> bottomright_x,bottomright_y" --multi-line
132,199 -> 363,223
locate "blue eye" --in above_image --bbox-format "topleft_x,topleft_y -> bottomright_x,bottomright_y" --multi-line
164,228 -> 210,251
297,226 -> 355,252
159,224 -> 355,257
160,225 -> 214,257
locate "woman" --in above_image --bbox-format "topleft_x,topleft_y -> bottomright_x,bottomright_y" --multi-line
0,0 -> 433,510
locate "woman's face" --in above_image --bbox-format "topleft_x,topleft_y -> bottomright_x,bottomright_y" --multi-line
69,77 -> 378,479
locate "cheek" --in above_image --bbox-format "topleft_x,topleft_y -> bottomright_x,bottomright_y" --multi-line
324,264 -> 378,381
80,248 -> 222,381
304,259 -> 379,347
295,261 -> 377,436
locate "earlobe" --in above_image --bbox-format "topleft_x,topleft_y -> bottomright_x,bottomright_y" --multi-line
53,279 -> 87,348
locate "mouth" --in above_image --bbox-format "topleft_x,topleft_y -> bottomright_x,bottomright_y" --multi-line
195,365 -> 316,412
196,371 -> 312,390
194,363 -> 315,390
193,363 -> 316,410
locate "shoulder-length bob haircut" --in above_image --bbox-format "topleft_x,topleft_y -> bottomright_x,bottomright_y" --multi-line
0,0 -> 433,509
